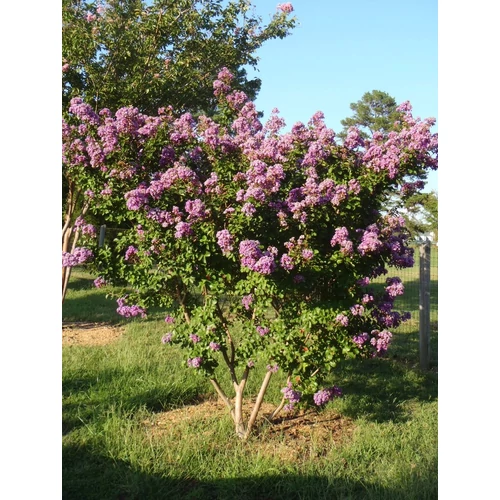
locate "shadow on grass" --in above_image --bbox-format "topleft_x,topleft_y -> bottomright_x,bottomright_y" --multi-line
333,354 -> 437,424
369,279 -> 438,313
63,368 -> 207,435
62,292 -> 122,323
63,293 -> 168,324
63,443 -> 437,500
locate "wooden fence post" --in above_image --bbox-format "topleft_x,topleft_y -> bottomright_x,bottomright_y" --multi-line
99,225 -> 106,248
419,240 -> 431,370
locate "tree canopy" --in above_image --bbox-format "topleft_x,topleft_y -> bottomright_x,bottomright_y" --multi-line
62,0 -> 297,115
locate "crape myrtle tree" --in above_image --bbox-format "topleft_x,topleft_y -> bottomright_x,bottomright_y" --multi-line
62,0 -> 297,300
62,67 -> 438,439
339,90 -> 438,239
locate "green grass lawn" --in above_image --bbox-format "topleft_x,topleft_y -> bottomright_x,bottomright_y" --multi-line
63,267 -> 438,500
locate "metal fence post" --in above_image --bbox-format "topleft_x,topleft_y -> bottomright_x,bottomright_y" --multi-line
99,225 -> 106,248
419,240 -> 431,370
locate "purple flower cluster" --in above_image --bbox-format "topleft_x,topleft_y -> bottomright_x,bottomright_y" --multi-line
146,206 -> 183,228
358,224 -> 384,255
185,199 -> 209,221
204,172 -> 221,195
115,106 -> 147,137
242,294 -> 253,310
216,229 -> 234,254
189,334 -> 200,343
302,248 -> 314,260
124,245 -> 138,261
62,247 -> 93,267
256,326 -> 269,337
116,297 -> 147,318
187,357 -> 203,368
401,180 -> 425,196
281,382 -> 301,411
313,386 -> 342,406
125,184 -> 149,211
335,314 -> 349,327
280,253 -> 294,271
174,221 -> 193,239
362,294 -> 374,304
69,97 -> 99,126
226,90 -> 249,111
209,342 -> 221,351
73,216 -> 96,236
385,277 -> 405,298
170,113 -> 196,144
352,332 -> 370,347
330,227 -> 353,255
266,364 -> 279,373
161,333 -> 173,344
239,240 -> 276,275
213,67 -> 234,97
350,304 -> 365,316
343,126 -> 365,149
165,315 -> 175,324
93,276 -> 107,288
370,329 -> 393,356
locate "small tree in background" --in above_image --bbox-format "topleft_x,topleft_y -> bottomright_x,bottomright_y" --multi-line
62,0 -> 297,301
338,90 -> 402,141
402,190 -> 438,240
62,68 -> 438,439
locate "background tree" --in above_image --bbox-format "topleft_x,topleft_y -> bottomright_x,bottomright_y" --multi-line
402,190 -> 438,240
338,90 -> 402,141
339,90 -> 438,240
62,0 -> 296,115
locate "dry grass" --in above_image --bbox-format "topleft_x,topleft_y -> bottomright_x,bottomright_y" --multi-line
142,398 -> 356,462
62,322 -> 124,346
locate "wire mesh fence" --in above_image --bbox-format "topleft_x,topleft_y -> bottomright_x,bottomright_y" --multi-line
373,242 -> 438,367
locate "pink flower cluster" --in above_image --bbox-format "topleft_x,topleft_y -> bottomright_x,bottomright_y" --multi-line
62,247 -> 93,267
313,386 -> 342,406
216,229 -> 234,255
330,227 -> 353,255
116,297 -> 147,318
277,3 -> 294,14
187,357 -> 203,368
281,381 -> 301,411
239,240 -> 277,275
370,329 -> 393,356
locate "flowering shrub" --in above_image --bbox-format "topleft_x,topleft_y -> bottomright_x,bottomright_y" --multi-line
62,68 -> 438,439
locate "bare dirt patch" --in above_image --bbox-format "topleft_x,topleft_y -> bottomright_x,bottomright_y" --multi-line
62,322 -> 124,346
143,399 -> 356,460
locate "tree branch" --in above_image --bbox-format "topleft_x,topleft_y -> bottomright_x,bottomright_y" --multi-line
244,369 -> 273,440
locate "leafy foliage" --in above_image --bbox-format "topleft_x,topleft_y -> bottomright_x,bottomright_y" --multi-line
339,90 -> 402,141
402,190 -> 438,239
62,69 -> 438,438
62,0 -> 297,114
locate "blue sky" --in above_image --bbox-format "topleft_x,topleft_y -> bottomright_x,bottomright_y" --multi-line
246,0 -> 438,192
